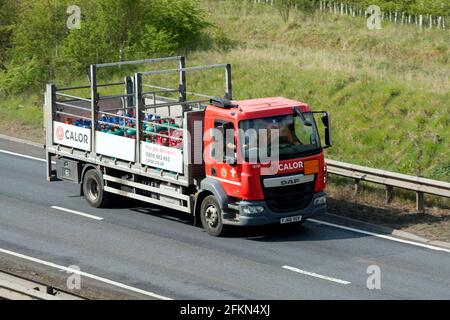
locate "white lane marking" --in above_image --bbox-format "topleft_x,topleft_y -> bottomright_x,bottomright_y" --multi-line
282,265 -> 351,285
309,219 -> 450,254
0,247 -> 172,300
0,149 -> 45,163
51,206 -> 104,221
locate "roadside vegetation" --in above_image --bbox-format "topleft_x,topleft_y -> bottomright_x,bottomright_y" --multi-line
0,0 -> 208,95
193,1 -> 449,182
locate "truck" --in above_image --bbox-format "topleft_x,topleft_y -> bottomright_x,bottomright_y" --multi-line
44,56 -> 331,236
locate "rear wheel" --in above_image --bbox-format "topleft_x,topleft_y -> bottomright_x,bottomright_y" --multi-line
83,169 -> 111,208
200,195 -> 226,237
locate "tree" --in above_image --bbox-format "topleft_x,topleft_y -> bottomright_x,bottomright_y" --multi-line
1,0 -> 210,95
145,0 -> 211,48
0,0 -> 21,70
275,0 -> 297,23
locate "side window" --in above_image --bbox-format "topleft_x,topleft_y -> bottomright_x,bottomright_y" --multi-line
294,116 -> 314,145
212,120 -> 235,162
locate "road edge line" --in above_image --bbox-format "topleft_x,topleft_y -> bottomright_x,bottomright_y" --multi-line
309,218 -> 450,254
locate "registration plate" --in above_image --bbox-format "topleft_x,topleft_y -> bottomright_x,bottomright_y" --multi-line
280,215 -> 303,224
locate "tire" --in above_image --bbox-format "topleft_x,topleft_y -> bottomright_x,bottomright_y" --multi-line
82,169 -> 111,208
200,195 -> 226,237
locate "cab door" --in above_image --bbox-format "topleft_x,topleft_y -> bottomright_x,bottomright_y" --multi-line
207,118 -> 242,198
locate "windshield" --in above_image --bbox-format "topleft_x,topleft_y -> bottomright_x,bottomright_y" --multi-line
239,113 -> 321,161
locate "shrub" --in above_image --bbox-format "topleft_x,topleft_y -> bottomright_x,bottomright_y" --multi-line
0,57 -> 44,95
1,0 -> 210,95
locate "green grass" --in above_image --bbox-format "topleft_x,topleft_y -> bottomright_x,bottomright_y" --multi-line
0,0 -> 449,181
182,49 -> 449,181
0,94 -> 43,129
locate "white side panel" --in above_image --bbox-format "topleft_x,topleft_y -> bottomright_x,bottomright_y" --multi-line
96,131 -> 135,162
141,141 -> 183,174
53,121 -> 91,151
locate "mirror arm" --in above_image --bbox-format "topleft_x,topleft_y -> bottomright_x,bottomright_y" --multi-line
293,106 -> 307,122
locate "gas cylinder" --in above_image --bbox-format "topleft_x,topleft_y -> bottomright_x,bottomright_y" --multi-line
169,129 -> 183,148
156,131 -> 169,146
126,129 -> 137,139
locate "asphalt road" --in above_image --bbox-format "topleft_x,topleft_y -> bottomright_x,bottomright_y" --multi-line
0,138 -> 449,299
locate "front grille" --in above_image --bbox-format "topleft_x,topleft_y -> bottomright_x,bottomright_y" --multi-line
262,175 -> 315,213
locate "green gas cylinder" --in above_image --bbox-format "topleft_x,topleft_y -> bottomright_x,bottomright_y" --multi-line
126,129 -> 137,136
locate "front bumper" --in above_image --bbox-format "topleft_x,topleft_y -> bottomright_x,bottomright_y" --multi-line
223,191 -> 327,226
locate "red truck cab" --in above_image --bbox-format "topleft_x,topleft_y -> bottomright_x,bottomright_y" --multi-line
199,97 -> 331,235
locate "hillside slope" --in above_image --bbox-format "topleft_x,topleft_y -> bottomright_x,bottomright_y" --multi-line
188,1 -> 449,181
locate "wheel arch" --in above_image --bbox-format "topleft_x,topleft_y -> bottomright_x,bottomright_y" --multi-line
194,178 -> 230,226
199,178 -> 230,210
80,164 -> 103,196
193,190 -> 213,226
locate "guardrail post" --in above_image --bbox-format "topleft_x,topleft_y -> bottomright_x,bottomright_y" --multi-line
416,191 -> 425,213
385,186 -> 394,204
354,178 -> 360,196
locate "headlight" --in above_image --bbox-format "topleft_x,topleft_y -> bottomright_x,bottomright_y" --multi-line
241,205 -> 265,214
314,196 -> 327,206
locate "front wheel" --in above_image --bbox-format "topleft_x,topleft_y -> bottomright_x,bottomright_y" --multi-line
200,195 -> 226,237
82,168 -> 111,208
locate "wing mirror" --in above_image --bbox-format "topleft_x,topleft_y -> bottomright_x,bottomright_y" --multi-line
311,111 -> 332,149
322,113 -> 331,148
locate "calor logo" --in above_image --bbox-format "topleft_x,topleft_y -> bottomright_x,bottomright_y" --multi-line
53,121 -> 90,152
278,161 -> 304,172
56,126 -> 64,141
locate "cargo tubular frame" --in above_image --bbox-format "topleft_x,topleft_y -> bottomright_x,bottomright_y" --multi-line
45,56 -> 232,215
